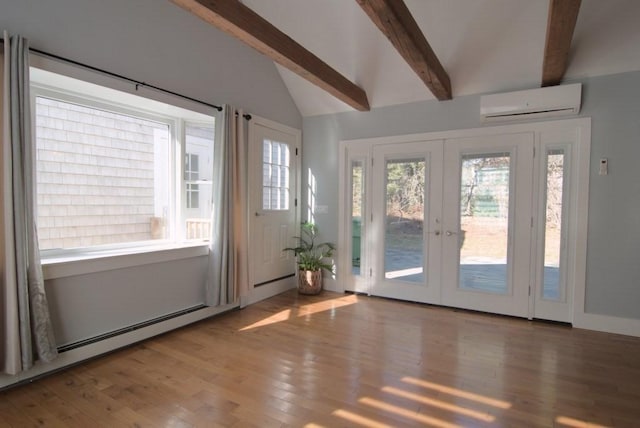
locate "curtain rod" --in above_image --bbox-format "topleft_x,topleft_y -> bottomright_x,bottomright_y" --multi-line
235,111 -> 252,120
1,38 -> 222,112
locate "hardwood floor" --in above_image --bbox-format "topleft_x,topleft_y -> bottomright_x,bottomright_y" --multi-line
2,290 -> 640,427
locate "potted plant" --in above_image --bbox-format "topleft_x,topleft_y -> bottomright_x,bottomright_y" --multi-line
284,222 -> 335,295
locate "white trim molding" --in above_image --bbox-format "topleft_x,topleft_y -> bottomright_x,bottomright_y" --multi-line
574,312 -> 640,337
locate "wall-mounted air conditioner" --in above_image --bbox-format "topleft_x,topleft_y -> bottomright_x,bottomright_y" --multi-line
480,83 -> 581,122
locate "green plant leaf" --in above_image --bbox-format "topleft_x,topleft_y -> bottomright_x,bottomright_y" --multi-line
283,221 -> 335,273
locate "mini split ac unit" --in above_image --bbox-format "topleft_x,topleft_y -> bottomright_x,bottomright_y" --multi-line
480,83 -> 582,122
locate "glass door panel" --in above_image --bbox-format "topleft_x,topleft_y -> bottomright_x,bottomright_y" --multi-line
534,127 -> 583,324
459,153 -> 511,294
384,158 -> 425,283
351,160 -> 364,276
341,146 -> 371,295
542,149 -> 566,301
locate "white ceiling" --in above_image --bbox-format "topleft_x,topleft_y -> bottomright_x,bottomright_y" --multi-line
241,0 -> 640,117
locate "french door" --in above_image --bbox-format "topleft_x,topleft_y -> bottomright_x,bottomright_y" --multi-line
440,134 -> 534,317
369,141 -> 444,303
339,119 -> 590,322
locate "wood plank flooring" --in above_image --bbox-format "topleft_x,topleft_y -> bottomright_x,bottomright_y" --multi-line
2,290 -> 640,427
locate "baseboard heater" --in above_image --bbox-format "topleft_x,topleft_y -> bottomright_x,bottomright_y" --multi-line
57,304 -> 207,353
254,273 -> 295,287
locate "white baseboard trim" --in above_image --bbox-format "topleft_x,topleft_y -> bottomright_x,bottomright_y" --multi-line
573,311 -> 640,337
0,302 -> 237,390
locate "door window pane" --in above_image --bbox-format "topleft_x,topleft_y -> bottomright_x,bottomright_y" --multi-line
351,160 -> 364,275
262,140 -> 290,210
459,153 -> 510,294
542,149 -> 565,300
384,158 -> 425,283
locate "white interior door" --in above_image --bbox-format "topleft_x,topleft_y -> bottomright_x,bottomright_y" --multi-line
441,133 -> 534,317
369,140 -> 444,303
248,118 -> 300,289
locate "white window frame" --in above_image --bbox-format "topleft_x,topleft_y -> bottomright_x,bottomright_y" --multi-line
29,64 -> 219,271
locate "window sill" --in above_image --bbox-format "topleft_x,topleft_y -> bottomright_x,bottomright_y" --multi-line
41,242 -> 209,280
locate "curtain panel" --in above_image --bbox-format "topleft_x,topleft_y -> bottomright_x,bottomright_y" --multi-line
206,105 -> 250,307
1,32 -> 57,375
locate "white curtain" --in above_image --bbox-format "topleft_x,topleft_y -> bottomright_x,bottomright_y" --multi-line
1,32 -> 57,375
206,105 -> 249,306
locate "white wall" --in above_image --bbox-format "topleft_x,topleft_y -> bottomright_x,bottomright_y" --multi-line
302,71 -> 640,328
45,255 -> 208,347
579,71 -> 640,319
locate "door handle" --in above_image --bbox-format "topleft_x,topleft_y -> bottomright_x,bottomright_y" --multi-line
445,230 -> 457,236
255,212 -> 261,217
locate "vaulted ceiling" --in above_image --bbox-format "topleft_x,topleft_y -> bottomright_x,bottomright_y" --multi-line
176,0 -> 640,117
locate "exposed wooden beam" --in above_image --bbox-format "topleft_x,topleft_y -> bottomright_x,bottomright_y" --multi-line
542,0 -> 582,87
170,0 -> 370,111
356,0 -> 452,100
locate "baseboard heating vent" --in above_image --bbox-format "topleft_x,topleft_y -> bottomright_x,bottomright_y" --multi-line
57,304 -> 207,353
255,273 -> 295,287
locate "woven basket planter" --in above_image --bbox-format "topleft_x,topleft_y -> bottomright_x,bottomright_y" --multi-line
298,269 -> 323,295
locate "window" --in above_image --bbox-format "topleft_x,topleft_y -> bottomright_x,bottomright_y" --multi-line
31,68 -> 217,253
262,139 -> 290,210
184,124 -> 214,240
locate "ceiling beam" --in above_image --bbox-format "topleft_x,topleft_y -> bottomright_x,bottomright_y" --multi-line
170,0 -> 370,111
542,0 -> 582,87
356,0 -> 452,101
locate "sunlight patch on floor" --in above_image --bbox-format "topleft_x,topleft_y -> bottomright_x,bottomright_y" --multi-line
359,397 -> 461,428
331,409 -> 393,428
556,415 -> 611,428
381,386 -> 495,422
297,294 -> 358,317
385,267 -> 423,279
238,294 -> 358,331
318,373 -> 612,426
238,309 -> 292,331
402,376 -> 512,409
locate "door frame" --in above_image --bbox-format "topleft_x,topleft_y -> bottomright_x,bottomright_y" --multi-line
338,118 -> 591,323
247,115 -> 301,305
